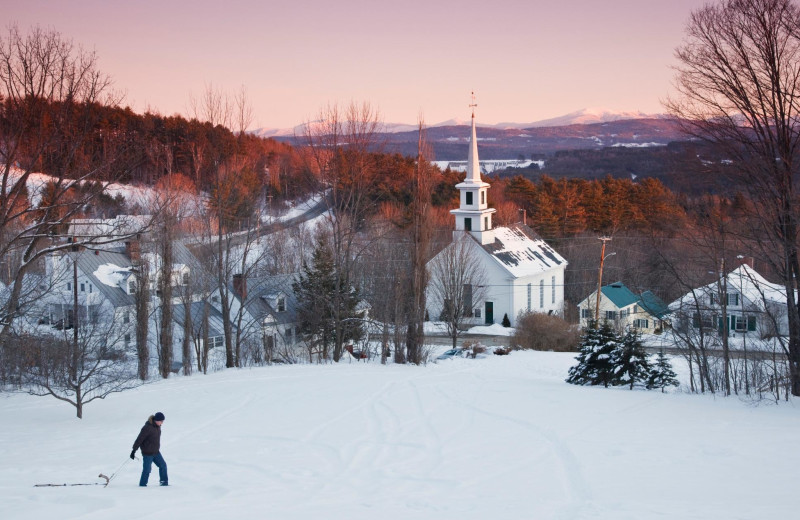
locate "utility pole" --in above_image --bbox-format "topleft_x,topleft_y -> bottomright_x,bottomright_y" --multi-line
595,237 -> 613,322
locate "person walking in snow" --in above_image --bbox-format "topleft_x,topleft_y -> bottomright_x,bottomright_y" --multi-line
130,412 -> 168,487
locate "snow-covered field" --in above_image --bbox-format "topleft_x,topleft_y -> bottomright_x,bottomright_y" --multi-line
2,350 -> 798,520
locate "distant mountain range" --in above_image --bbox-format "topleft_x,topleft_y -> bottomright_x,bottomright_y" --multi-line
252,108 -> 668,138
255,109 -> 689,161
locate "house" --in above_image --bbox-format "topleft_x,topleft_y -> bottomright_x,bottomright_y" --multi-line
43,240 -> 208,364
213,273 -> 302,361
578,281 -> 669,333
669,264 -> 788,338
426,106 -> 568,327
44,247 -> 137,349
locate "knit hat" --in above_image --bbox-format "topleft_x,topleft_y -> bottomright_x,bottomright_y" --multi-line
154,412 -> 165,421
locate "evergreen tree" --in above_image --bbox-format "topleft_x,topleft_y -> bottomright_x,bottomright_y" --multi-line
647,351 -> 680,392
501,313 -> 511,327
614,328 -> 652,390
566,321 -> 621,388
292,238 -> 364,361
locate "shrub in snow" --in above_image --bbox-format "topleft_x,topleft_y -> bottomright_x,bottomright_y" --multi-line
613,328 -> 652,390
566,321 -> 621,388
462,340 -> 486,358
511,311 -> 579,352
647,351 -> 679,392
493,346 -> 511,355
501,313 -> 511,327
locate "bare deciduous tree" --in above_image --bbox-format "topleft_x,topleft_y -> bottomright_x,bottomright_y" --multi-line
301,102 -> 382,362
667,0 -> 800,396
428,233 -> 489,349
19,301 -> 140,418
0,25 -> 150,380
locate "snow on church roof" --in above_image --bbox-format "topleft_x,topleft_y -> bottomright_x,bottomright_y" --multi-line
479,224 -> 566,278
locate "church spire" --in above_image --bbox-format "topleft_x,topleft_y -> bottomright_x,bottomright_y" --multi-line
466,92 -> 481,183
450,92 -> 496,245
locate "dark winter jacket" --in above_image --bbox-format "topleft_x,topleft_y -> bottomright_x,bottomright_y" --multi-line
132,416 -> 162,456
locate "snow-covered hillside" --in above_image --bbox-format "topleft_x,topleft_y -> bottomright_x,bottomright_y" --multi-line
1,350 -> 797,520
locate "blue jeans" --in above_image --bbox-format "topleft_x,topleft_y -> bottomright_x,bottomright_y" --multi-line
139,452 -> 168,486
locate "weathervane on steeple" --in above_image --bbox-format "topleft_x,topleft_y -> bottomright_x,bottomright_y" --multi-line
469,91 -> 477,118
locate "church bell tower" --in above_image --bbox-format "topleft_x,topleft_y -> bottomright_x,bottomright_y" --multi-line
450,93 -> 496,245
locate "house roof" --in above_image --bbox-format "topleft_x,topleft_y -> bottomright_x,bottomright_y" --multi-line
479,224 -> 567,278
236,273 -> 299,325
173,301 -> 229,338
601,282 -> 639,309
71,249 -> 136,309
639,290 -> 669,319
669,264 -> 787,311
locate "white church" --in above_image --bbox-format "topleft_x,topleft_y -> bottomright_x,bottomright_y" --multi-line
427,104 -> 568,327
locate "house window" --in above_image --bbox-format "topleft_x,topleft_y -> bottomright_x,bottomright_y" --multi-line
277,296 -> 286,312
711,292 -> 739,306
527,283 -> 532,311
605,310 -> 618,320
182,272 -> 190,286
463,284 -> 473,316
551,276 -> 556,304
67,282 -> 71,291
539,280 -> 544,308
466,192 -> 473,205
634,319 -> 649,329
474,308 -> 481,318
89,284 -> 92,294
692,312 -> 714,329
732,315 -> 757,332
581,308 -> 591,319
80,283 -> 85,292
210,336 -> 224,349
124,333 -> 131,346
464,218 -> 472,231
128,280 -> 136,294
123,311 -> 130,324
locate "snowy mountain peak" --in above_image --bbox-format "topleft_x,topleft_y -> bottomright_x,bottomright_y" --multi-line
251,109 -> 664,137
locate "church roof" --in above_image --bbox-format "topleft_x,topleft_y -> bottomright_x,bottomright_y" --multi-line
477,224 -> 567,278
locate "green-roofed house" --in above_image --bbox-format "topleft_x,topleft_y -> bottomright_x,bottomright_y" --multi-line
578,281 -> 669,334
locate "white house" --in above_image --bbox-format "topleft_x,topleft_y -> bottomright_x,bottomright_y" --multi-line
427,106 -> 568,327
210,273 -> 301,362
578,281 -> 669,334
669,264 -> 789,338
44,248 -> 137,350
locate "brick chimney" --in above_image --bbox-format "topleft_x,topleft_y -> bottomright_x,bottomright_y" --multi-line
125,237 -> 141,263
737,256 -> 755,269
233,274 -> 247,299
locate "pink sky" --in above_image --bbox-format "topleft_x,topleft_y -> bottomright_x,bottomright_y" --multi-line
7,0 -> 710,130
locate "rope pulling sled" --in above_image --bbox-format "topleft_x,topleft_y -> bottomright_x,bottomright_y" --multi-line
34,456 -> 136,488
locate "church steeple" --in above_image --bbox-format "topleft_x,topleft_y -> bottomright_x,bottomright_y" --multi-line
450,93 -> 496,245
466,92 -> 481,184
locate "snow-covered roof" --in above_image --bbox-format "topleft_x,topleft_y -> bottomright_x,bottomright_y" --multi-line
93,263 -> 134,288
670,264 -> 787,311
69,250 -> 135,309
479,224 -> 566,278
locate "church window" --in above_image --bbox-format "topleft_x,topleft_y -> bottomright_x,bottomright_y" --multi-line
464,218 -> 472,231
484,217 -> 489,230
466,192 -> 473,205
481,191 -> 485,204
